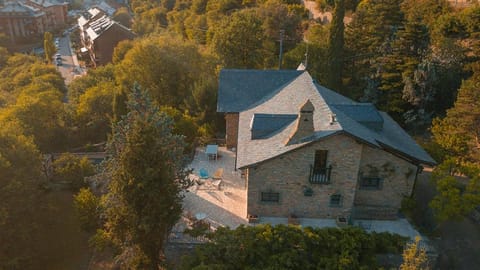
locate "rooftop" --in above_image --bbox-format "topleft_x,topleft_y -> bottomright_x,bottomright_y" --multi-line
218,69 -> 436,168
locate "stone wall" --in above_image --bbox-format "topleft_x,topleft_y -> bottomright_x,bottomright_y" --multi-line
246,133 -> 362,219
225,113 -> 239,149
354,145 -> 418,214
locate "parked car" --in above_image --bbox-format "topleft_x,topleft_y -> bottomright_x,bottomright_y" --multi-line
56,59 -> 62,66
55,53 -> 61,60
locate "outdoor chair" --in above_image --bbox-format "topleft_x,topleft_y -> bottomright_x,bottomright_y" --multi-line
212,168 -> 224,180
199,168 -> 209,179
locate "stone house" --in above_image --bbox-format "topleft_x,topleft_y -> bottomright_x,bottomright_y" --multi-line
217,69 -> 435,221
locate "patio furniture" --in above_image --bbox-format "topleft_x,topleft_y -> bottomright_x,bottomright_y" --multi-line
212,179 -> 222,190
195,212 -> 207,220
212,168 -> 224,180
199,168 -> 209,179
205,144 -> 218,160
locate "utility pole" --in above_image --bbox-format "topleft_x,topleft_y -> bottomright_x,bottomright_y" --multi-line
278,29 -> 284,70
304,42 -> 309,69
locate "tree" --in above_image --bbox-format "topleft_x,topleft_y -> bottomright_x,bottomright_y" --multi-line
431,67 -> 480,162
429,158 -> 480,222
209,9 -> 266,68
400,236 -> 428,270
115,35 -> 207,110
75,81 -> 115,144
98,84 -> 189,268
52,153 -> 96,190
325,0 -> 345,91
0,120 -> 43,268
74,187 -> 101,232
44,32 -> 56,63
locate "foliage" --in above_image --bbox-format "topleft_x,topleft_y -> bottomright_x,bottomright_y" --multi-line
0,120 -> 43,268
431,68 -> 480,162
400,236 -> 428,270
209,9 -> 266,68
74,187 -> 101,232
44,32 -> 56,64
325,0 -> 345,92
115,34 -> 209,109
75,81 -> 115,144
429,158 -> 480,222
97,84 -> 189,268
52,153 -> 96,191
180,224 -> 407,269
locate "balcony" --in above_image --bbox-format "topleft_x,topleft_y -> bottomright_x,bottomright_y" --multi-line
309,165 -> 332,184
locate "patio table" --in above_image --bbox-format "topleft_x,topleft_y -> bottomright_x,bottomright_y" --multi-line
205,144 -> 218,160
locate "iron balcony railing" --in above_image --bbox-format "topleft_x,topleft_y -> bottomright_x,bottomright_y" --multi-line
309,165 -> 332,184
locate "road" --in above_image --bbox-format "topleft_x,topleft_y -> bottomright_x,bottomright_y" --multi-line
55,34 -> 83,85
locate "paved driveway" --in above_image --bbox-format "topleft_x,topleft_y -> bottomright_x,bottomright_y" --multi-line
55,35 -> 82,85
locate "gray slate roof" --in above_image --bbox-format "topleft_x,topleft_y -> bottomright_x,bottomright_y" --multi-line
251,113 -> 297,139
217,69 -> 303,112
218,69 -> 436,168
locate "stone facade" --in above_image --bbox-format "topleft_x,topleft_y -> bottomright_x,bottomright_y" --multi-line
247,133 -> 362,219
225,113 -> 239,149
353,145 -> 418,219
246,133 -> 417,220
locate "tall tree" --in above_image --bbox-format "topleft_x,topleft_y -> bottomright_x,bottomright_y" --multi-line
325,0 -> 345,92
209,9 -> 266,68
431,65 -> 480,161
43,32 -> 56,64
98,84 -> 189,268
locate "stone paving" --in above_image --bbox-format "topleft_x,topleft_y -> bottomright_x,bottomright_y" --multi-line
182,146 -> 248,229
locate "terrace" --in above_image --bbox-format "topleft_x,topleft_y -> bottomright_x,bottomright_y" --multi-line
171,146 -> 425,243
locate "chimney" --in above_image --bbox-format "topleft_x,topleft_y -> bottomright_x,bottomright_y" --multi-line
287,99 -> 315,144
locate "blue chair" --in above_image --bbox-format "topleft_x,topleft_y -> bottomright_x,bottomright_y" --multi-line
199,168 -> 209,179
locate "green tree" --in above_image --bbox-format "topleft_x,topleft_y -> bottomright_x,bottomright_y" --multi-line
400,236 -> 428,270
52,153 -> 96,190
325,0 -> 345,91
0,120 -> 43,268
209,9 -> 266,68
429,159 -> 480,222
431,67 -> 480,161
44,32 -> 56,63
115,35 -> 207,110
74,187 -> 101,232
75,81 -> 115,144
98,84 -> 189,268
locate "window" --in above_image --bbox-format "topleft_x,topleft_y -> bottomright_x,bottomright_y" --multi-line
261,191 -> 280,202
313,150 -> 328,172
330,194 -> 342,207
360,177 -> 382,190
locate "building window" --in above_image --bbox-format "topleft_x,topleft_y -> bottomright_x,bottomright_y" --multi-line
359,177 -> 382,190
261,191 -> 280,203
330,194 -> 342,207
309,150 -> 332,184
